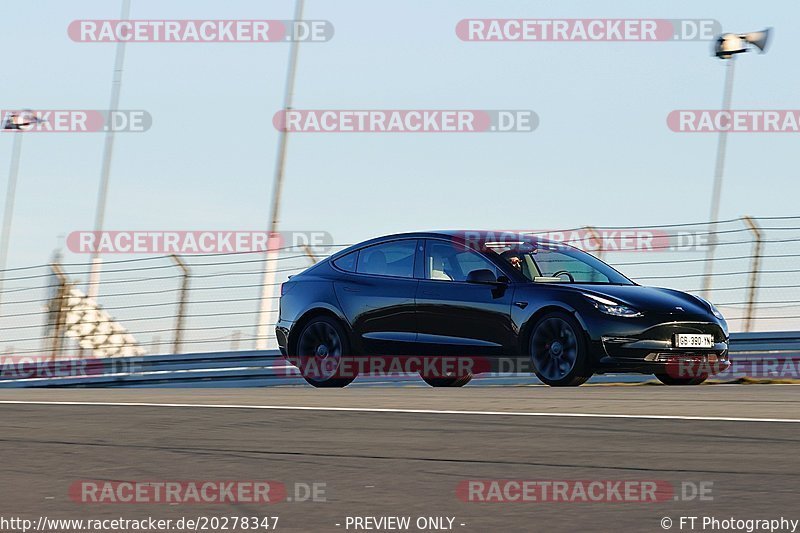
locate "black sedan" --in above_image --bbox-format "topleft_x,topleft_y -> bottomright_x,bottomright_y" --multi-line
276,231 -> 729,387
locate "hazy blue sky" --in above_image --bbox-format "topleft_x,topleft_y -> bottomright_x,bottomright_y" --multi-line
1,1 -> 796,270
1,1 -> 797,350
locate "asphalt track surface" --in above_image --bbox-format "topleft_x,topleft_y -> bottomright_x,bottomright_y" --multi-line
0,386 -> 798,532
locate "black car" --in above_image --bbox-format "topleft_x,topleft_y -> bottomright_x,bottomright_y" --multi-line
276,231 -> 729,387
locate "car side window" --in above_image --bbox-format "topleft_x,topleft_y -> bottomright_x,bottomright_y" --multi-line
425,240 -> 498,282
332,251 -> 358,272
356,240 -> 416,278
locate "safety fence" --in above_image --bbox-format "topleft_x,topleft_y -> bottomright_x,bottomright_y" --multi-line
1,215 -> 800,358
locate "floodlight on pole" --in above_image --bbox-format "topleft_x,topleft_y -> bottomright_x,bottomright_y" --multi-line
700,28 -> 771,300
0,111 -> 46,313
87,0 -> 131,302
255,0 -> 305,350
714,29 -> 770,58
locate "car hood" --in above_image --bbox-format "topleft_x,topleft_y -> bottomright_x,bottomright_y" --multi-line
564,284 -> 713,317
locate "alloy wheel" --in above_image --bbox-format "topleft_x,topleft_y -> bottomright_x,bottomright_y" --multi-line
530,317 -> 579,381
297,320 -> 343,381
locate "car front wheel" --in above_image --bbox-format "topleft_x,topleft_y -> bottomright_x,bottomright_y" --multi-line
529,312 -> 591,387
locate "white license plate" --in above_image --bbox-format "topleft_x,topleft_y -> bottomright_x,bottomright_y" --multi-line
674,334 -> 714,349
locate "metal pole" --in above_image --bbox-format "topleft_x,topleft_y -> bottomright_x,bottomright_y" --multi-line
302,244 -> 319,265
583,226 -> 604,282
170,254 -> 190,353
256,0 -> 305,349
583,226 -> 604,261
742,216 -> 762,332
46,260 -> 68,361
231,330 -> 241,351
0,132 -> 23,313
87,0 -> 131,301
701,58 -> 736,299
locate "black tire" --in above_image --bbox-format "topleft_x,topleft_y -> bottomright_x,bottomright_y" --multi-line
654,374 -> 707,386
420,374 -> 473,387
529,311 -> 591,387
294,316 -> 356,388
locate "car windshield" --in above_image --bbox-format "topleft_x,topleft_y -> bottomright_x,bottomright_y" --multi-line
487,241 -> 633,285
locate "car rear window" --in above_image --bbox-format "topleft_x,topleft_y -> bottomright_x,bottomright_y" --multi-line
356,240 -> 416,278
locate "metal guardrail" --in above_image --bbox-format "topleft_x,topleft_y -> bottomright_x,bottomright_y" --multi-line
726,331 -> 800,353
0,350 -> 293,388
0,332 -> 797,388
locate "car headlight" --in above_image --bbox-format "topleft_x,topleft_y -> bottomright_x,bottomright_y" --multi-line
583,293 -> 642,318
694,295 -> 725,320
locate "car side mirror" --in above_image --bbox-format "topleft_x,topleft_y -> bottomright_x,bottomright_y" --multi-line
466,269 -> 500,284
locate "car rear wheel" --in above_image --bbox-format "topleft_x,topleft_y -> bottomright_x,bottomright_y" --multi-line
420,374 -> 473,387
295,316 -> 356,388
654,374 -> 707,386
529,312 -> 591,387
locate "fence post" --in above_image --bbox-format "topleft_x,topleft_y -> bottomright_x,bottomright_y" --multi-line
742,216 -> 762,332
583,226 -> 604,261
170,255 -> 190,353
45,260 -> 68,360
302,244 -> 318,265
231,330 -> 241,351
583,226 -> 604,282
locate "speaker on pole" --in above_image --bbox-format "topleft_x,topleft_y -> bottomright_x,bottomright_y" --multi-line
742,28 -> 771,53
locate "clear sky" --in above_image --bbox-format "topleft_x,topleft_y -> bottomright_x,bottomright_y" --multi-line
1,0 -> 795,269
1,1 -> 797,351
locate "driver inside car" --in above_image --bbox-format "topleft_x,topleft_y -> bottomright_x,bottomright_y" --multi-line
499,250 -> 523,271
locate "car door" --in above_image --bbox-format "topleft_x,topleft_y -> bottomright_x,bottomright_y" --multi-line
415,239 -> 516,356
333,239 -> 420,355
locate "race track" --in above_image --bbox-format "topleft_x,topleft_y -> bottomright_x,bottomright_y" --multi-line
1,386 -> 798,532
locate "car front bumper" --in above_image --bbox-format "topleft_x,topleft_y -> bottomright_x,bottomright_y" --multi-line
594,320 -> 729,375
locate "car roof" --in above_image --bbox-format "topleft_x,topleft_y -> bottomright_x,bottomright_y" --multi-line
374,230 -> 558,245
331,231 -> 561,258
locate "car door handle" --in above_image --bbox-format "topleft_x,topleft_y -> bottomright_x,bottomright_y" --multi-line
422,291 -> 440,297
342,286 -> 360,292
514,301 -> 528,309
